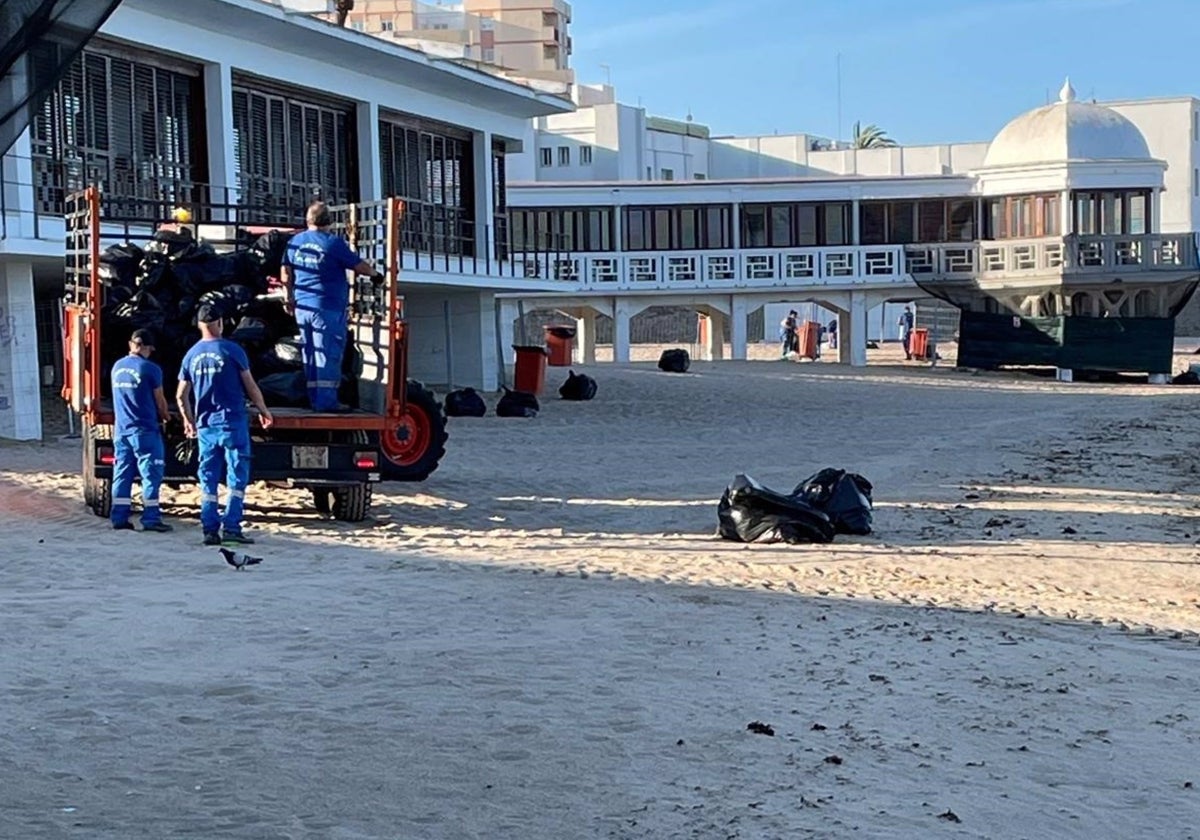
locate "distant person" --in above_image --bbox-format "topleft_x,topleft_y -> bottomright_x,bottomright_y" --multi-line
281,200 -> 384,412
109,328 -> 172,533
827,318 -> 838,350
177,304 -> 274,547
780,310 -> 798,359
898,305 -> 915,360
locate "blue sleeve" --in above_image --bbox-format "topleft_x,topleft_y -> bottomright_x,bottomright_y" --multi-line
333,237 -> 362,270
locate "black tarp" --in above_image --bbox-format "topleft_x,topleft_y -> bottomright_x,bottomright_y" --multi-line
0,0 -> 122,155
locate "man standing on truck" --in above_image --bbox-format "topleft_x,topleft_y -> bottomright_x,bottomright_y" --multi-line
110,328 -> 173,533
281,200 -> 385,412
177,304 -> 275,547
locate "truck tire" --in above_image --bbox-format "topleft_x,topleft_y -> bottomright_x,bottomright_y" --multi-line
378,380 -> 448,482
83,422 -> 113,518
331,482 -> 372,523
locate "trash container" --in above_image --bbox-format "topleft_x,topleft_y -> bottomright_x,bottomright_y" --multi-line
512,345 -> 548,395
543,325 -> 576,367
909,328 -> 930,360
797,320 -> 821,360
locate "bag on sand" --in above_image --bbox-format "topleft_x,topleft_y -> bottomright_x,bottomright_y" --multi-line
445,387 -> 487,417
658,348 -> 691,373
496,386 -> 539,418
717,474 -> 834,544
791,468 -> 874,536
558,370 -> 597,401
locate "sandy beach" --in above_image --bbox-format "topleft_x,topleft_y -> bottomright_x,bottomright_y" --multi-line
2,357 -> 1200,838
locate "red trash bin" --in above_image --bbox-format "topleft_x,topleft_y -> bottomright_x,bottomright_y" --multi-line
797,320 -> 821,359
543,325 -> 576,367
909,328 -> 930,360
512,345 -> 548,395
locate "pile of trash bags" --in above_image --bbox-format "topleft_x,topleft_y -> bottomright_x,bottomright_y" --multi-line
97,228 -> 362,408
718,468 -> 874,544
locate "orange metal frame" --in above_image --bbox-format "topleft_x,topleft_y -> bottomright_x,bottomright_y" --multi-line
63,189 -> 409,434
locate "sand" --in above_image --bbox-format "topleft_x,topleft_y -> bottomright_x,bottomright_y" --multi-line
2,357 -> 1200,838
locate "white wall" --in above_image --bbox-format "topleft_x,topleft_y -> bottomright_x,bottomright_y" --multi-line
1108,98 -> 1199,232
0,261 -> 42,440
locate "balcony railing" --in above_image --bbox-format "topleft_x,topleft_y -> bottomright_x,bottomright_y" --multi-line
976,234 -> 1198,278
517,245 -> 913,290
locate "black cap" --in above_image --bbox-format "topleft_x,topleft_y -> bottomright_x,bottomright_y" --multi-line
130,328 -> 156,348
196,303 -> 223,324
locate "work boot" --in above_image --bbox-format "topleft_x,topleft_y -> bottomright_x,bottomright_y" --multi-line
202,531 -> 221,546
142,522 -> 174,533
222,532 -> 255,545
112,522 -> 135,531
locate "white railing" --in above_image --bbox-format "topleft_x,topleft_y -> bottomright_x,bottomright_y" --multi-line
511,245 -> 913,290
977,233 -> 1198,277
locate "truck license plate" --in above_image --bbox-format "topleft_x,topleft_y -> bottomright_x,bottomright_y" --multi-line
292,445 -> 329,470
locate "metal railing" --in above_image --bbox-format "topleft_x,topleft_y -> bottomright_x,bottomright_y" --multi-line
977,233 -> 1199,277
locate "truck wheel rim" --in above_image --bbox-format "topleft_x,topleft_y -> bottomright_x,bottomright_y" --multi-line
381,406 -> 430,466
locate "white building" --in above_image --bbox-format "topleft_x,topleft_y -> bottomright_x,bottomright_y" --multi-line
0,0 -> 573,440
500,81 -> 1200,374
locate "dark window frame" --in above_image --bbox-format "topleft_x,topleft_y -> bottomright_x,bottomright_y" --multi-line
622,204 -> 732,250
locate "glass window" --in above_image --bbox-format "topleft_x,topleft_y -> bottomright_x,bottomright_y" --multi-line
795,205 -> 817,245
1043,195 -> 1060,236
890,201 -> 915,244
705,207 -> 728,248
1128,193 -> 1147,234
1075,193 -> 1097,234
743,206 -> 767,247
558,146 -> 570,166
539,147 -> 552,167
626,208 -> 648,250
679,208 -> 698,249
947,200 -> 974,241
653,208 -> 671,249
661,168 -> 674,181
860,203 -> 886,245
580,145 -> 592,165
917,201 -> 945,242
822,203 -> 849,245
770,205 -> 791,247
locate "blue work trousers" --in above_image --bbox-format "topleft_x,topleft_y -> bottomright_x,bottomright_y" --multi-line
111,432 -> 165,527
297,307 -> 346,411
197,423 -> 252,536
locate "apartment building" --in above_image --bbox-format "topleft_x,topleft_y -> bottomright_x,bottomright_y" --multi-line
333,0 -> 573,83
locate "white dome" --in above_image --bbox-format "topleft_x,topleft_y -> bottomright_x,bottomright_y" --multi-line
982,79 -> 1152,168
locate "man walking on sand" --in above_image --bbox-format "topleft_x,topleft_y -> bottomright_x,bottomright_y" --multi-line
177,304 -> 274,546
109,328 -> 173,533
281,200 -> 385,412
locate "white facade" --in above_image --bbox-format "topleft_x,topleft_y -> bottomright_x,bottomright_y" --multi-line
0,0 -> 572,440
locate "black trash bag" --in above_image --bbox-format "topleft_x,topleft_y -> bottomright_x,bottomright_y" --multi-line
717,474 -> 834,544
258,371 -> 308,407
98,243 -> 142,290
247,230 -> 291,281
197,285 -> 257,321
658,348 -> 691,373
272,338 -> 303,366
1172,369 -> 1200,385
171,251 -> 247,296
445,387 -> 487,417
791,468 -> 874,536
339,337 -> 362,409
231,316 -> 274,351
255,338 -> 305,376
496,386 -> 539,418
102,285 -> 134,311
143,228 -> 201,262
558,369 -> 597,401
135,253 -> 172,295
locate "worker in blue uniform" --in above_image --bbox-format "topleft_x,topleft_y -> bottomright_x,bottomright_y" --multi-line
281,201 -> 384,412
177,303 -> 274,546
109,328 -> 173,532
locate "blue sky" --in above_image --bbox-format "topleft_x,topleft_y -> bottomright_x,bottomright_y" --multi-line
569,0 -> 1198,145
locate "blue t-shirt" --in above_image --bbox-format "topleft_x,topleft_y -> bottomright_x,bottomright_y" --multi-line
111,355 -> 163,436
179,338 -> 251,430
282,229 -> 361,313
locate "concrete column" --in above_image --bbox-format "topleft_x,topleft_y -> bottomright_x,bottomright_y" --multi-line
730,192 -> 741,249
476,291 -> 499,391
614,297 -> 634,363
730,295 -> 748,360
0,261 -> 42,440
498,299 -> 517,365
473,130 -> 495,263
1060,189 -> 1073,234
701,310 -> 726,361
837,309 -> 852,364
848,291 -> 869,367
202,62 -> 238,205
357,101 -> 382,202
574,309 -> 597,364
851,197 -> 861,245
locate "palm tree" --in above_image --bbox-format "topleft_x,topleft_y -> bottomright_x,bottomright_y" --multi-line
852,121 -> 897,149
